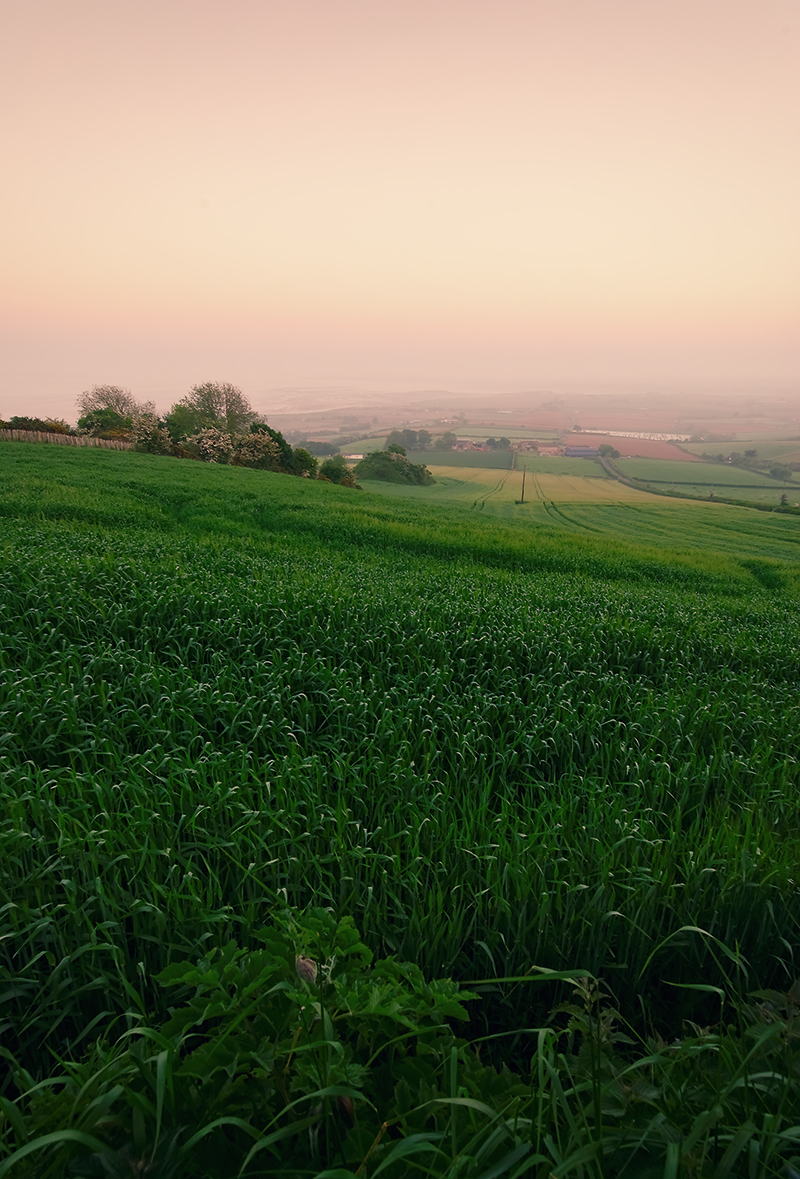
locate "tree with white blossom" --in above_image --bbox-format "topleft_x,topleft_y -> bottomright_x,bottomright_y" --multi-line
168,381 -> 257,439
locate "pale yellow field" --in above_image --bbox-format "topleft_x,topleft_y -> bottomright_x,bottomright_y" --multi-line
421,465 -> 689,509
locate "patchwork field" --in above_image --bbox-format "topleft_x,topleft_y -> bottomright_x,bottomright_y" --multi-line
563,433 -> 701,461
2,442 -> 800,1177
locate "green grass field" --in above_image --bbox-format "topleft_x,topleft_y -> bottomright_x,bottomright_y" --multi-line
617,459 -> 774,484
681,439 -> 800,463
3,442 -> 800,1177
614,457 -> 800,507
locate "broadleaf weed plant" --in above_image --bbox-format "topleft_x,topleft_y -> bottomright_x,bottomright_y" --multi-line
2,910 -> 800,1176
0,909 -> 493,1178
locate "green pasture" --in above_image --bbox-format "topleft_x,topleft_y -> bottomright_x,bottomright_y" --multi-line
2,441 -> 800,1176
738,439 -> 800,461
681,439 -> 800,462
617,457 -> 799,486
616,456 -> 800,507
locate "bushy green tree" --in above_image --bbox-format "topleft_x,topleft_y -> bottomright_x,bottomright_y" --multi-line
77,407 -> 134,438
355,449 -> 434,485
302,440 -> 338,457
164,403 -> 199,443
292,447 -> 318,477
7,416 -> 73,434
385,428 -> 424,451
435,431 -> 457,449
319,454 -> 353,484
249,422 -> 294,472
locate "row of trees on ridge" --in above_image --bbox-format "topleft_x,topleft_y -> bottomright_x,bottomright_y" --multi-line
385,428 -> 457,450
384,429 -> 514,451
68,383 -> 362,482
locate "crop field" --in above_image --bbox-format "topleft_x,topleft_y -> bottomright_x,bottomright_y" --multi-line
363,463 -> 800,564
369,464 -> 657,513
2,442 -> 800,1176
366,462 -> 634,499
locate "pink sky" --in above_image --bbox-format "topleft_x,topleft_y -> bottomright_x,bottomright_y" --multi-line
1,0 -> 798,423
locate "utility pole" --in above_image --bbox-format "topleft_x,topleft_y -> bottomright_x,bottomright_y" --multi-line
520,464 -> 526,504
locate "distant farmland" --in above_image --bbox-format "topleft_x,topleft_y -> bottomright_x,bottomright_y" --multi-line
564,432 -> 701,460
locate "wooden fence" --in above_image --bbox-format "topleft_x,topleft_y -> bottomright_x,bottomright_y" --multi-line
0,429 -> 134,450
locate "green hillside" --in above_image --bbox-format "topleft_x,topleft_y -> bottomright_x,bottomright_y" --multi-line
2,442 -> 800,1177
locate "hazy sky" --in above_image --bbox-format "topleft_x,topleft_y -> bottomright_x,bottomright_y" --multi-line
2,0 -> 798,421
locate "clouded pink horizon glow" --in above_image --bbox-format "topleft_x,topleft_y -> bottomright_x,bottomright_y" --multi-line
1,0 -> 797,422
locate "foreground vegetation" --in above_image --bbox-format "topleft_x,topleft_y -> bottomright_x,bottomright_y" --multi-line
2,444 -> 799,1176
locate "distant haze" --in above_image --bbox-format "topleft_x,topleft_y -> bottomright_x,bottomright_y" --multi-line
1,0 -> 797,424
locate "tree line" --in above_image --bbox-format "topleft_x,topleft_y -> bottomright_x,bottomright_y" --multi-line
384,429 -> 515,451
1,384 -> 372,485
73,382 -> 324,474
1,384 -> 373,485
385,428 -> 457,450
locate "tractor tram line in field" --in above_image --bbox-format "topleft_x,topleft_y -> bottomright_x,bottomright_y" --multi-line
469,468 -> 513,509
527,472 -> 593,532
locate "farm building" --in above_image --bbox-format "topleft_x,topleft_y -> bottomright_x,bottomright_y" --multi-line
565,445 -> 600,458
